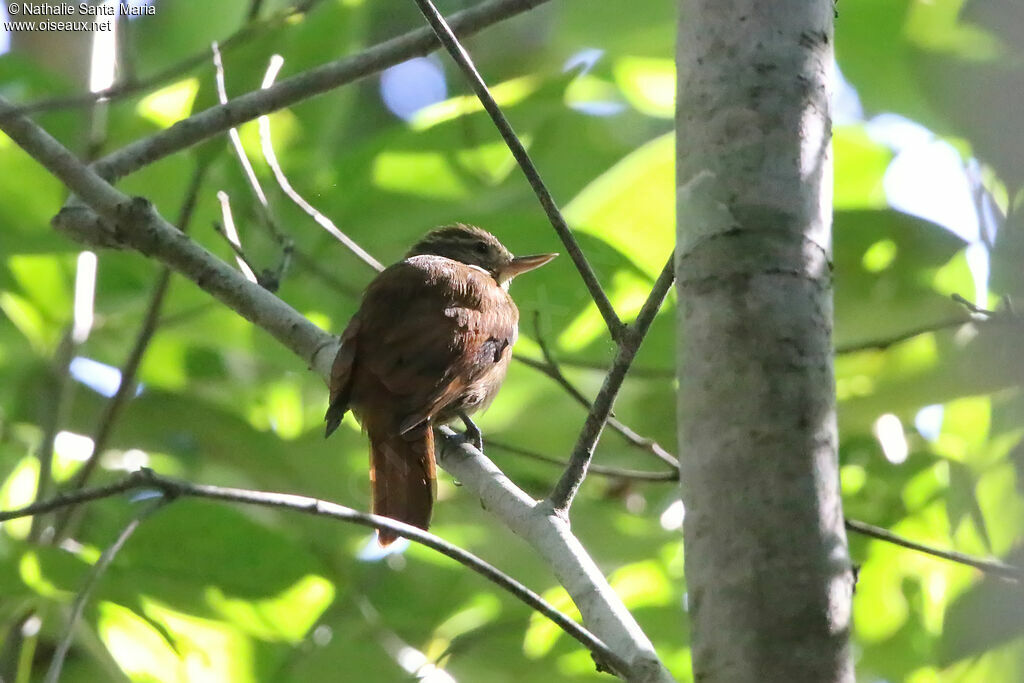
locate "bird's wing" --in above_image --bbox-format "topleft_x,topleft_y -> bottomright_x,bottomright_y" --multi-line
355,257 -> 517,429
324,313 -> 361,437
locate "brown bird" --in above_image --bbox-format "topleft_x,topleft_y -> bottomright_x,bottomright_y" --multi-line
325,225 -> 556,545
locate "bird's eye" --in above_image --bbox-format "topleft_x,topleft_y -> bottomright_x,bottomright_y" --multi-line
475,242 -> 489,254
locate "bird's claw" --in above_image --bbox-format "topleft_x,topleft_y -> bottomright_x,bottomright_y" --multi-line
459,412 -> 484,453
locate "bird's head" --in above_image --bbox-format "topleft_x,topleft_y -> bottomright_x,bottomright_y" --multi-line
407,224 -> 557,286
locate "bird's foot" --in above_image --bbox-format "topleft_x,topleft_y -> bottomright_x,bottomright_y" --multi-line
459,412 -> 484,453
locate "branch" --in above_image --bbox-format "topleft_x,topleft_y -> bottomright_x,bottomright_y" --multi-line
532,356 -> 675,379
257,55 -> 384,273
0,94 -> 335,376
525,313 -> 679,468
44,500 -> 166,683
212,47 -> 295,290
951,292 -> 1000,318
530,311 -> 602,411
435,429 -> 672,681
548,254 -> 675,514
72,0 -> 553,184
834,316 -> 972,354
845,518 -> 1024,583
410,0 -> 624,341
488,439 -> 678,482
214,191 -> 261,284
1,470 -> 628,677
0,94 -> 671,681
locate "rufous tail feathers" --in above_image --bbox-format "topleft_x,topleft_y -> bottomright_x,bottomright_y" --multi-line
366,417 -> 436,546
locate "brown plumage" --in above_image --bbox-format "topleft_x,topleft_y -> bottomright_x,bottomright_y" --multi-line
325,225 -> 556,545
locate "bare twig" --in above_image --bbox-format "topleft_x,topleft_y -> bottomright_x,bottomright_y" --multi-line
951,292 -> 1001,318
548,254 -> 675,514
83,0 -> 554,184
526,313 -> 679,468
834,316 -> 973,354
256,55 -> 384,273
2,470 -> 628,677
845,518 -> 1024,583
411,0 -> 623,342
44,500 -> 166,683
530,311 -> 599,410
213,46 -> 295,288
488,439 -> 678,482
212,42 -> 270,209
521,354 -> 675,379
215,191 -> 260,284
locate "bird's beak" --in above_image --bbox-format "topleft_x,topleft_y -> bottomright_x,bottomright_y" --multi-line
499,253 -> 558,283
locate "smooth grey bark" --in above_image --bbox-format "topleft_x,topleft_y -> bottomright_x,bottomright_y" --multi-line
675,2 -> 855,682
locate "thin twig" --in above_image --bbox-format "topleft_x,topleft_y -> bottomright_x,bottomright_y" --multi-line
212,46 -> 295,289
527,313 -> 679,468
834,316 -> 973,354
548,254 -> 675,514
44,499 -> 166,683
488,439 -> 678,482
530,311 -> 599,410
212,42 -> 271,209
519,354 -> 675,379
419,0 -> 628,340
5,0 -> 327,116
1,470 -> 628,677
845,518 -> 1024,583
83,0 -> 554,183
487,439 -> 1024,583
215,191 -> 260,284
256,55 -> 384,273
951,292 -> 1000,318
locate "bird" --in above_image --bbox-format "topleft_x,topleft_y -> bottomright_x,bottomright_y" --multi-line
325,224 -> 557,545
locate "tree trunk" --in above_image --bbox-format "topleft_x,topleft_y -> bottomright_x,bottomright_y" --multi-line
675,1 -> 855,681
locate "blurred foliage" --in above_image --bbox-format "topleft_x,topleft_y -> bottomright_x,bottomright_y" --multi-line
0,0 -> 1022,681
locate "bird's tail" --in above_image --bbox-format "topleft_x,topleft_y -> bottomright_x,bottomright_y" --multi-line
366,416 -> 436,546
